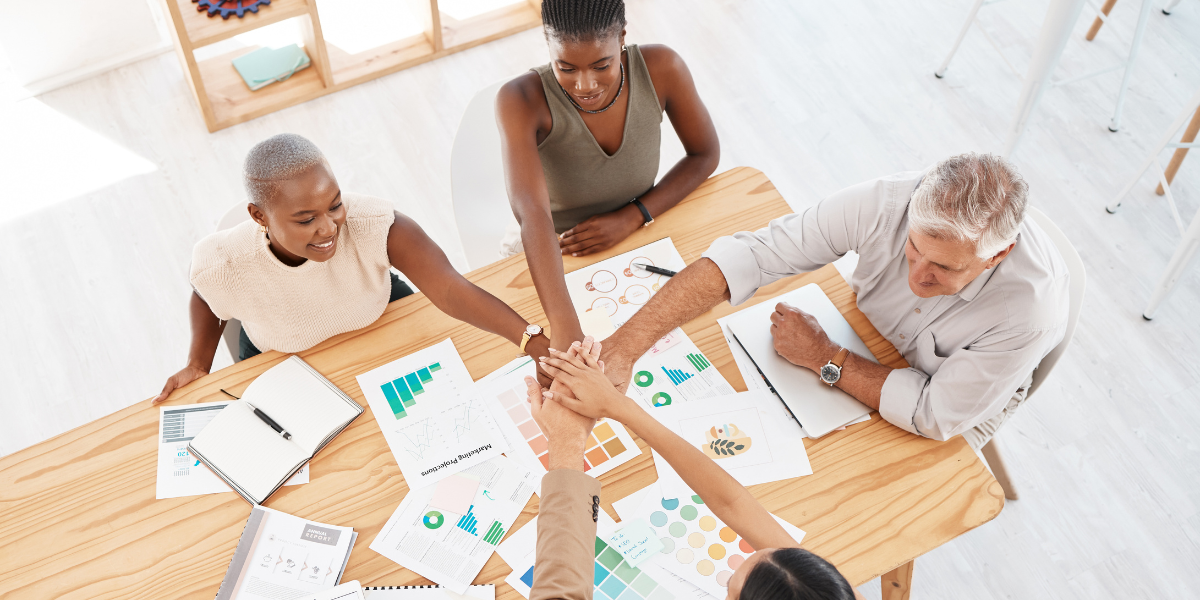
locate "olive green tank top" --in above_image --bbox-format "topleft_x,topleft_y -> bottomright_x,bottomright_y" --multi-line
534,44 -> 663,234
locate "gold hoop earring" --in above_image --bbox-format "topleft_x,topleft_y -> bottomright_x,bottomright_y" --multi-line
621,44 -> 627,52
259,225 -> 267,234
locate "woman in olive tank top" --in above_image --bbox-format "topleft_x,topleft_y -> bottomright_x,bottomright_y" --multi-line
497,0 -> 719,348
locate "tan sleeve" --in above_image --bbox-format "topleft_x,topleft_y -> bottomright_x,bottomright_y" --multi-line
531,469 -> 601,600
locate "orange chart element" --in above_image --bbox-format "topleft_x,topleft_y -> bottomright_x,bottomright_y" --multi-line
495,385 -> 627,471
701,423 -> 753,459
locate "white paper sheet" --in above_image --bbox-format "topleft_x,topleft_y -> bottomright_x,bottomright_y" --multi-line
647,392 -> 812,498
563,237 -> 688,330
632,482 -> 805,598
625,329 -> 736,409
370,455 -> 537,594
355,339 -> 508,489
156,402 -> 308,499
478,357 -> 641,481
299,581 -> 363,600
498,512 -> 692,600
220,506 -> 356,600
362,585 -> 495,600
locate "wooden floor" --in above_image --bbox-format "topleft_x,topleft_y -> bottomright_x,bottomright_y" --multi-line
2,0 -> 1198,597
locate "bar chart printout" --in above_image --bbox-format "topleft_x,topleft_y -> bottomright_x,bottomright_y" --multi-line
370,456 -> 537,594
380,362 -> 443,419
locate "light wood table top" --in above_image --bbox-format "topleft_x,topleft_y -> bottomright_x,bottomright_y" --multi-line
0,168 -> 1004,600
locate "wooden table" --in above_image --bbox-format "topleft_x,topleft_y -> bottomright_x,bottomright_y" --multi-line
0,168 -> 1004,600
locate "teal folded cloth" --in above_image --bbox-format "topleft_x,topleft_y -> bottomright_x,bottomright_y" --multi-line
232,44 -> 311,91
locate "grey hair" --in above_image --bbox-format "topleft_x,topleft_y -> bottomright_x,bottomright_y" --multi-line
908,153 -> 1028,259
243,133 -> 326,207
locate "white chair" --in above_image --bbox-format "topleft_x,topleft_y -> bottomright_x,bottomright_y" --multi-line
1105,88 -> 1200,319
981,206 -> 1087,500
936,0 -> 1171,132
216,203 -> 252,362
450,80 -> 514,272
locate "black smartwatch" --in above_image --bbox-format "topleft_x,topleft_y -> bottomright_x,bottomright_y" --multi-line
631,199 -> 654,227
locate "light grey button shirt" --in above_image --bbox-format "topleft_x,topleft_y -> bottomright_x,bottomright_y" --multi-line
703,170 -> 1070,441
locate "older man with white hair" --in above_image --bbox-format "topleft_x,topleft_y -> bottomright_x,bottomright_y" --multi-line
598,153 -> 1070,449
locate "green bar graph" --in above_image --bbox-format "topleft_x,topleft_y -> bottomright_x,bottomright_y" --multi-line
405,373 -> 424,395
392,377 -> 415,406
686,353 -> 711,372
429,362 -> 442,372
418,367 -> 432,383
381,382 -> 407,418
483,520 -> 506,545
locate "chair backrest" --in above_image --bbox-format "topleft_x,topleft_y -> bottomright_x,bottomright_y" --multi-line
1025,206 -> 1087,398
450,80 -> 513,272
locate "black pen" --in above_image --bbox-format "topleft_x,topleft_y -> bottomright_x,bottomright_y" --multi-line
633,263 -> 677,277
245,401 -> 291,440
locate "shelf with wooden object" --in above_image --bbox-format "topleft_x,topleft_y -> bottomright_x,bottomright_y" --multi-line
163,0 -> 542,131
175,0 -> 312,48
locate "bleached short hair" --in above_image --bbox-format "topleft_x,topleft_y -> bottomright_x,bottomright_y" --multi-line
908,153 -> 1028,259
243,133 -> 326,207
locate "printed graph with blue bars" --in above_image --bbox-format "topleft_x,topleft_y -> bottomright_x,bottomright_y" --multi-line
379,362 -> 442,419
456,504 -> 479,535
661,353 -> 712,386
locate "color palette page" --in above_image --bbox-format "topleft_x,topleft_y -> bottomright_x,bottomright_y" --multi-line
646,392 -> 812,498
355,339 -> 508,489
563,237 -> 687,331
498,512 -> 687,600
625,329 -> 736,409
479,358 -> 641,478
370,456 -> 537,594
632,482 -> 805,598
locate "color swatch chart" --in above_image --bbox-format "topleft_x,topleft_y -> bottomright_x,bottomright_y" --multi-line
633,484 -> 805,598
379,363 -> 442,419
500,515 -> 678,600
480,358 -> 641,478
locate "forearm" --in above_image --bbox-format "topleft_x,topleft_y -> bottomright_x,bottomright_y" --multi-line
440,277 -> 530,346
606,258 -> 729,359
618,402 -> 795,550
186,291 -> 224,371
835,353 -> 890,410
520,213 -> 584,343
634,152 -> 718,218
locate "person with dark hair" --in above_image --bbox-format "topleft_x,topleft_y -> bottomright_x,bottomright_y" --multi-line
526,338 -> 863,600
496,0 -> 720,350
153,134 -> 552,403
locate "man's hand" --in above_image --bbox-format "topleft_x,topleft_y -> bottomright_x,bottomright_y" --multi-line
559,205 -> 642,257
153,363 -> 209,404
769,302 -> 841,372
539,341 -> 638,423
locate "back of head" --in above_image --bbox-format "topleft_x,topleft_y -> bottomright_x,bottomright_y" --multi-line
739,548 -> 856,600
243,133 -> 326,208
908,152 -> 1029,259
541,0 -> 627,42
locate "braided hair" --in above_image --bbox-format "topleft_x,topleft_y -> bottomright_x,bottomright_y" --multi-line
541,0 -> 626,42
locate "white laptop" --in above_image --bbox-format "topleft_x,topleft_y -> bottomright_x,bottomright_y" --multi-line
725,283 -> 874,438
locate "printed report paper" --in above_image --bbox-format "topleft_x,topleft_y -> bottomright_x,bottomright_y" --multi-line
156,402 -> 307,500
370,455 -> 537,594
216,506 -> 357,600
356,339 -> 508,489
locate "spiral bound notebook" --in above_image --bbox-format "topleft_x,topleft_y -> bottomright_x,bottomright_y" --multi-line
362,584 -> 494,599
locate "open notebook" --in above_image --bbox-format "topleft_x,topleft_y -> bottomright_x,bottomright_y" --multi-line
190,356 -> 364,504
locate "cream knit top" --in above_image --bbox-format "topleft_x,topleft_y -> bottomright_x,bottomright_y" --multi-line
190,194 -> 395,354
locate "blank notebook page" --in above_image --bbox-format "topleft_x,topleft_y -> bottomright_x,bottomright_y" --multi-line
245,357 -> 360,456
190,401 -> 310,502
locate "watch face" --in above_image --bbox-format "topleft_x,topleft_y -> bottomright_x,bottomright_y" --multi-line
525,324 -> 542,336
820,364 -> 840,384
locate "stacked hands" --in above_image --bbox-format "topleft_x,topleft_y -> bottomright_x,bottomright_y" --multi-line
522,337 -> 637,471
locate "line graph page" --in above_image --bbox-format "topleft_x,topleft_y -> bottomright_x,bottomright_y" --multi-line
356,339 -> 508,489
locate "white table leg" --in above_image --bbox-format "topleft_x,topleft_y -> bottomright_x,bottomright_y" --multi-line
1003,0 -> 1090,157
1144,208 -> 1200,319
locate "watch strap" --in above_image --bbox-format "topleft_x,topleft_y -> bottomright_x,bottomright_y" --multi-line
831,348 -> 850,369
631,199 -> 653,226
519,332 -> 532,354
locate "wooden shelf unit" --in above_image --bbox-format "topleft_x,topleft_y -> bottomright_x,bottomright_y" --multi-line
164,0 -> 542,132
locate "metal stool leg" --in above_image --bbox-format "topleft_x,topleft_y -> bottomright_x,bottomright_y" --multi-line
1109,0 -> 1156,132
1162,0 -> 1183,14
1157,106 -> 1200,195
1107,89 -> 1200,212
1144,208 -> 1200,319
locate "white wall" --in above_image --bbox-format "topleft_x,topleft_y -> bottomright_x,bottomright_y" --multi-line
0,0 -> 169,94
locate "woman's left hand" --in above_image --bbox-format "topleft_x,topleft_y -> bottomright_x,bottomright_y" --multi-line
559,205 -> 642,257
